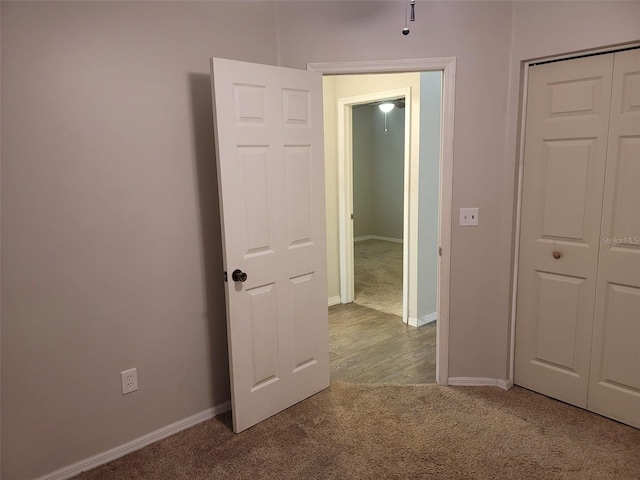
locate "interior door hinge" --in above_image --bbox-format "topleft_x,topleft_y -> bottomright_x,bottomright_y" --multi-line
439,246 -> 443,256
351,213 -> 354,220
224,271 -> 228,282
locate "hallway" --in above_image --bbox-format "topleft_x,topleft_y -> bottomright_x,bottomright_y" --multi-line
329,303 -> 436,384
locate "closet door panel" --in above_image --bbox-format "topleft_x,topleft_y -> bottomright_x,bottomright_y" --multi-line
515,54 -> 614,408
588,49 -> 640,429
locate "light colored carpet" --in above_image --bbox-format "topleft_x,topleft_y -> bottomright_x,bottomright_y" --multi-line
354,239 -> 403,317
74,383 -> 640,480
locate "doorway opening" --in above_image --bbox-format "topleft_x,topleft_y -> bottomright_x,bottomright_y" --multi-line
352,97 -> 406,320
339,87 -> 411,323
311,61 -> 454,385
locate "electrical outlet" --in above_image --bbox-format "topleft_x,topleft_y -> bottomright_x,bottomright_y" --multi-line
121,368 -> 138,395
459,207 -> 479,226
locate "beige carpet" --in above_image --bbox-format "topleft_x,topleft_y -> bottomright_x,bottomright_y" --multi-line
354,239 -> 403,317
74,384 -> 640,480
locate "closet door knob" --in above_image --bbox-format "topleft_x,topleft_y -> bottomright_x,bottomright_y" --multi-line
552,251 -> 562,259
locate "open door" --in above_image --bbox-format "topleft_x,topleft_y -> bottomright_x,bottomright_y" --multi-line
210,58 -> 330,433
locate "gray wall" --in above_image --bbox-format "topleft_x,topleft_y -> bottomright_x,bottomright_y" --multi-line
372,106 -> 405,240
352,104 -> 405,240
352,105 -> 375,238
1,2 -> 277,478
417,72 -> 442,319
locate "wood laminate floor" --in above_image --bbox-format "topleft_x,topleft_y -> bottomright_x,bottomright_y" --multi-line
329,303 -> 436,384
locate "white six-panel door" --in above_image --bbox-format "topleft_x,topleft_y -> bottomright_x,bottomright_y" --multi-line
210,58 -> 330,433
588,49 -> 640,427
516,49 -> 640,428
515,54 -> 614,408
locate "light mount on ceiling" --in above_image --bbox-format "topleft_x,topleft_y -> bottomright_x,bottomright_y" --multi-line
402,0 -> 416,36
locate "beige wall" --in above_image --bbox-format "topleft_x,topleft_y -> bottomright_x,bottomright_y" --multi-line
2,1 -> 639,479
322,76 -> 340,301
1,2 -> 277,479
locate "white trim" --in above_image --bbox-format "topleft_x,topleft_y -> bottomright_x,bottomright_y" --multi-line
35,401 -> 231,480
448,377 -> 513,391
497,379 -> 514,390
372,235 -> 403,244
509,58 -> 530,389
401,91 -> 413,326
436,58 -> 456,387
328,295 -> 341,307
408,311 -> 437,327
308,57 -> 457,75
310,57 -> 455,388
354,235 -> 373,243
337,95 -> 354,304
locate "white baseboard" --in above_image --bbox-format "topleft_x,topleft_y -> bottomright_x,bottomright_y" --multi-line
497,379 -> 513,390
448,377 -> 513,391
328,295 -> 341,307
372,235 -> 403,243
354,235 -> 373,242
36,400 -> 232,480
407,312 -> 437,327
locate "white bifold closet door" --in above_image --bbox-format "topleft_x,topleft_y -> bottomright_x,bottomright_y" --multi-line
515,48 -> 640,428
587,49 -> 640,428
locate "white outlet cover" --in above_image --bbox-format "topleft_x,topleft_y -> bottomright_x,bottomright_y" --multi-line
459,207 -> 479,226
121,368 -> 138,395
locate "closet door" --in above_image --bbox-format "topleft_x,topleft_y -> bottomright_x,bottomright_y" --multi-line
514,54 -> 614,407
588,49 -> 640,428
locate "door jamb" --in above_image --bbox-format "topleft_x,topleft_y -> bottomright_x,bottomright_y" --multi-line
337,87 -> 412,323
308,58 -> 456,385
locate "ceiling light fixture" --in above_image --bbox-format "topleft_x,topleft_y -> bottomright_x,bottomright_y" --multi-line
379,103 -> 395,134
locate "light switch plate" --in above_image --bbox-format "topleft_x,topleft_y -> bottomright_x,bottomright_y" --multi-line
459,207 -> 479,226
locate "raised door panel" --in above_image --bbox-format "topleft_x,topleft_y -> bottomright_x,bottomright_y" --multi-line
588,49 -> 640,428
238,146 -> 275,258
515,53 -> 614,407
246,283 -> 280,392
539,139 -> 595,241
533,272 -> 585,373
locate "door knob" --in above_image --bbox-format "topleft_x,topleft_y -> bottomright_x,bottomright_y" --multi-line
232,269 -> 248,282
552,251 -> 562,259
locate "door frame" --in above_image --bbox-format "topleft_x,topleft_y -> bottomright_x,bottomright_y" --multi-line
509,42 -> 640,386
337,87 -> 412,323
308,58 -> 456,385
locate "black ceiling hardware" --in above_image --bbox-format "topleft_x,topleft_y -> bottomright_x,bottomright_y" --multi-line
403,0 -> 416,35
